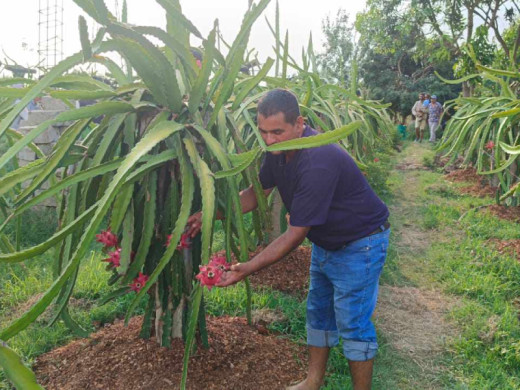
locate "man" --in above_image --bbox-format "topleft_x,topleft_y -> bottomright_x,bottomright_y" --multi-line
427,95 -> 443,142
187,89 -> 390,390
411,93 -> 427,142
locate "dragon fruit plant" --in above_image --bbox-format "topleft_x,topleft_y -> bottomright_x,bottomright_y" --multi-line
0,1 -> 391,387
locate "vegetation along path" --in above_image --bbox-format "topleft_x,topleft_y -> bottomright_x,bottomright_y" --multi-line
372,142 -> 520,389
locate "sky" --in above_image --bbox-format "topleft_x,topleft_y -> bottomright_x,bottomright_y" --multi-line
0,0 -> 367,75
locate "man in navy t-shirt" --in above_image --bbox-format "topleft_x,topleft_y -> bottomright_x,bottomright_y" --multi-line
187,89 -> 390,390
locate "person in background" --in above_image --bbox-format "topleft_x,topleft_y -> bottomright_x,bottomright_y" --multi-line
411,93 -> 427,142
427,95 -> 443,142
423,93 -> 431,108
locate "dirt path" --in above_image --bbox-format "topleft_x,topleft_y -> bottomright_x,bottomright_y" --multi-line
375,143 -> 460,388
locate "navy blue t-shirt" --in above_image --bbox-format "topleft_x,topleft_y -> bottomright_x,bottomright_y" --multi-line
259,125 -> 389,250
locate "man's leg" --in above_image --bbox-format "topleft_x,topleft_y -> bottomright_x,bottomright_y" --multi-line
414,118 -> 420,141
349,359 -> 374,390
429,121 -> 438,142
287,346 -> 330,390
325,230 -> 390,390
290,244 -> 338,389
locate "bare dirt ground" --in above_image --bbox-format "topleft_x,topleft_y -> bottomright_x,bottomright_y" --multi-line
375,286 -> 458,376
445,167 -> 497,198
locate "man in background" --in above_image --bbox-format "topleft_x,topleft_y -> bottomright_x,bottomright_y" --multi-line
411,93 -> 427,142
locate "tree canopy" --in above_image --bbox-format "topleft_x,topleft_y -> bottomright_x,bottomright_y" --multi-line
317,0 -> 520,119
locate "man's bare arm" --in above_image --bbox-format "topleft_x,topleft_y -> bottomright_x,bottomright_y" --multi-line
239,185 -> 272,213
186,185 -> 273,237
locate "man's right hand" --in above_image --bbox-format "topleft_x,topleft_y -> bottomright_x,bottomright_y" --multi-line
186,211 -> 202,238
216,263 -> 250,287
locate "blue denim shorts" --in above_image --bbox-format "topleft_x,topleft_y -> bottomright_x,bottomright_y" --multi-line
306,229 -> 390,361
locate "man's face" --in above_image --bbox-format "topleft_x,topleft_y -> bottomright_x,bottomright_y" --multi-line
431,97 -> 437,104
419,94 -> 424,101
257,112 -> 304,155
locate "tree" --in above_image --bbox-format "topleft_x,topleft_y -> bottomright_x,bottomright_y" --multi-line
356,0 -> 520,99
317,9 -> 355,87
355,0 -> 461,119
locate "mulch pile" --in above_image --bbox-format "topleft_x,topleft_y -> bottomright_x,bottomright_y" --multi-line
487,239 -> 520,262
445,169 -> 520,222
248,246 -> 311,297
34,315 -> 306,390
486,204 -> 520,224
436,155 -> 465,172
445,167 -> 497,198
33,247 -> 313,390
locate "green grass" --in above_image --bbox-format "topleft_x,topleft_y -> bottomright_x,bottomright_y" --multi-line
383,142 -> 520,389
0,248 -> 146,389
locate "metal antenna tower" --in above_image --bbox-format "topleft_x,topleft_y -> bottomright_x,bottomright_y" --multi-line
38,0 -> 64,71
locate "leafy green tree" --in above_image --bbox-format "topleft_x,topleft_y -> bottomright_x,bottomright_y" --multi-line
317,9 -> 355,87
355,0 -> 460,119
453,25 -> 496,95
357,0 -> 518,98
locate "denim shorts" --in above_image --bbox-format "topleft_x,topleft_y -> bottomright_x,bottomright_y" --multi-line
306,229 -> 390,361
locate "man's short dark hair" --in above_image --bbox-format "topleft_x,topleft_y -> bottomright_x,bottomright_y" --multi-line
258,89 -> 300,125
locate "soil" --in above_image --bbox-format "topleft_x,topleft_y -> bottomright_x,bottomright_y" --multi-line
486,204 -> 520,223
487,238 -> 520,262
445,167 -> 497,198
375,286 -> 459,375
249,246 -> 311,297
34,315 -> 306,390
436,155 -> 465,172
33,247 -> 313,390
445,167 -> 482,183
444,168 -> 520,221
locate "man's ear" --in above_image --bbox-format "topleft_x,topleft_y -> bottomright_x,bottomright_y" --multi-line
296,116 -> 305,133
